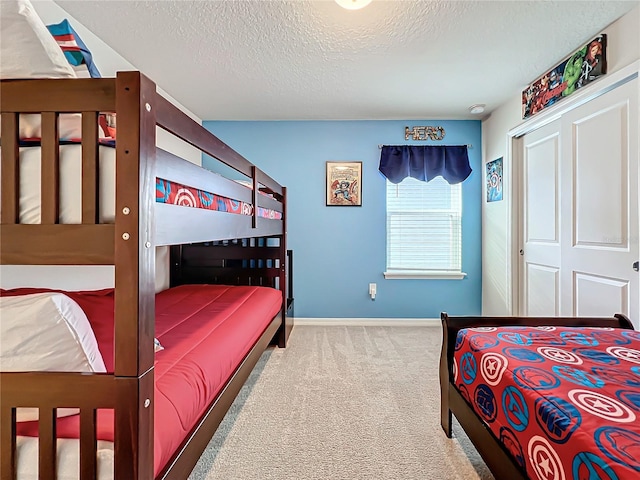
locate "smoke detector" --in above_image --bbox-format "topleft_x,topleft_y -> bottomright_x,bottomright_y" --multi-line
468,104 -> 486,115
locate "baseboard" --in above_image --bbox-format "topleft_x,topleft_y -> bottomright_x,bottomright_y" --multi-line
292,317 -> 440,326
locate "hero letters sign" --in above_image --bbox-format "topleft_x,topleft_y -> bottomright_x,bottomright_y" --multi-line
404,126 -> 446,141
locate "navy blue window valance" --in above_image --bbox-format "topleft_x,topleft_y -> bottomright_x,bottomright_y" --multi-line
379,145 -> 472,185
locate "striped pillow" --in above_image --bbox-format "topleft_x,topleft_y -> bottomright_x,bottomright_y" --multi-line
47,19 -> 100,78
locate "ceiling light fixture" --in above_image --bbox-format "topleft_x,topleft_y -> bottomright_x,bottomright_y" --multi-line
468,104 -> 486,114
335,0 -> 372,10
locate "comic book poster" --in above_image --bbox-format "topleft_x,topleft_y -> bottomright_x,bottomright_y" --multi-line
522,35 -> 607,119
326,161 -> 362,206
486,157 -> 503,202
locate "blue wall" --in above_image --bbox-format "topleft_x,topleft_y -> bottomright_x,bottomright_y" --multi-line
203,120 -> 482,318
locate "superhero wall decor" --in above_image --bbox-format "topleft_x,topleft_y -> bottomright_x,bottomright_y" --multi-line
486,157 -> 503,203
326,161 -> 362,206
522,35 -> 607,119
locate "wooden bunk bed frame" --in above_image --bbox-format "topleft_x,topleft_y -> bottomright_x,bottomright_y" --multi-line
439,312 -> 635,480
0,71 -> 293,479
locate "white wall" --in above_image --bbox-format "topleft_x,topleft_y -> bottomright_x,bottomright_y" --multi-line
481,5 -> 640,315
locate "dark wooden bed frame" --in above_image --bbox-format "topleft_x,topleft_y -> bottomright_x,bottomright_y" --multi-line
0,71 -> 293,479
439,312 -> 635,480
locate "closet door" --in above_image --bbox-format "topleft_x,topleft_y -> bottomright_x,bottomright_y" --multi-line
519,119 -> 563,316
519,77 -> 639,319
560,78 -> 639,319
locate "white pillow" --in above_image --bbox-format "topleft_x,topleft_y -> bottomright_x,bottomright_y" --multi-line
15,113 -> 88,140
0,0 -> 76,79
0,292 -> 106,421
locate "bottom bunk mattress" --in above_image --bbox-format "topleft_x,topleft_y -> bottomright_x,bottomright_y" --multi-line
3,284 -> 283,477
453,325 -> 640,480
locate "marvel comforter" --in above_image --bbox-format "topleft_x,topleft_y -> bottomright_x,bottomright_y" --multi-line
454,325 -> 640,480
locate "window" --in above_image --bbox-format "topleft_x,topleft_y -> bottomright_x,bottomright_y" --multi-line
385,176 -> 464,279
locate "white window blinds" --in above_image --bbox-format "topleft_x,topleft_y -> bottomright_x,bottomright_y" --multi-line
386,176 -> 462,276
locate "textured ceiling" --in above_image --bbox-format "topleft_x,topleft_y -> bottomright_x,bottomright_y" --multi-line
54,0 -> 638,121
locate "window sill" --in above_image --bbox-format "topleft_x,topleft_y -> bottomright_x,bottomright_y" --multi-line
383,271 -> 467,280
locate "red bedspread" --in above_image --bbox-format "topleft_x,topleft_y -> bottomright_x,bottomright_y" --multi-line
454,326 -> 640,480
4,284 -> 282,476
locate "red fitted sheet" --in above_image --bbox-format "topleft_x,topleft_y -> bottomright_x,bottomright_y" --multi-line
4,284 -> 282,475
453,326 -> 640,480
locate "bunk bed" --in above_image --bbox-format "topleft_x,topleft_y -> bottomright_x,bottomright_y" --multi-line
439,312 -> 640,480
0,71 -> 293,479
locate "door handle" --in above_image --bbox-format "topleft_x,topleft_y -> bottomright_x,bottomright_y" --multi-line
519,249 -> 524,256
634,261 -> 639,272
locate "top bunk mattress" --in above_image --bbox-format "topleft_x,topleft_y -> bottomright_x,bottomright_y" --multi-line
453,325 -> 640,480
2,284 -> 283,475
13,144 -> 282,224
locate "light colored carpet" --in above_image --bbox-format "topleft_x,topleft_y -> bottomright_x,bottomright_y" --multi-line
189,325 -> 494,480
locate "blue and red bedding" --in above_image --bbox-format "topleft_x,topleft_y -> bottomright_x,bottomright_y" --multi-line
156,178 -> 282,220
454,326 -> 640,480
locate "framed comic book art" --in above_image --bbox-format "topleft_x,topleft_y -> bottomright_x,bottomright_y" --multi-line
522,34 -> 607,119
326,161 -> 362,206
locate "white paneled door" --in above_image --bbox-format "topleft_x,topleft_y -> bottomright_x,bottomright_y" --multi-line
520,119 -> 562,316
519,78 -> 639,321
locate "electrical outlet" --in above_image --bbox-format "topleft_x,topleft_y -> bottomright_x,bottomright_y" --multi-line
369,283 -> 377,300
